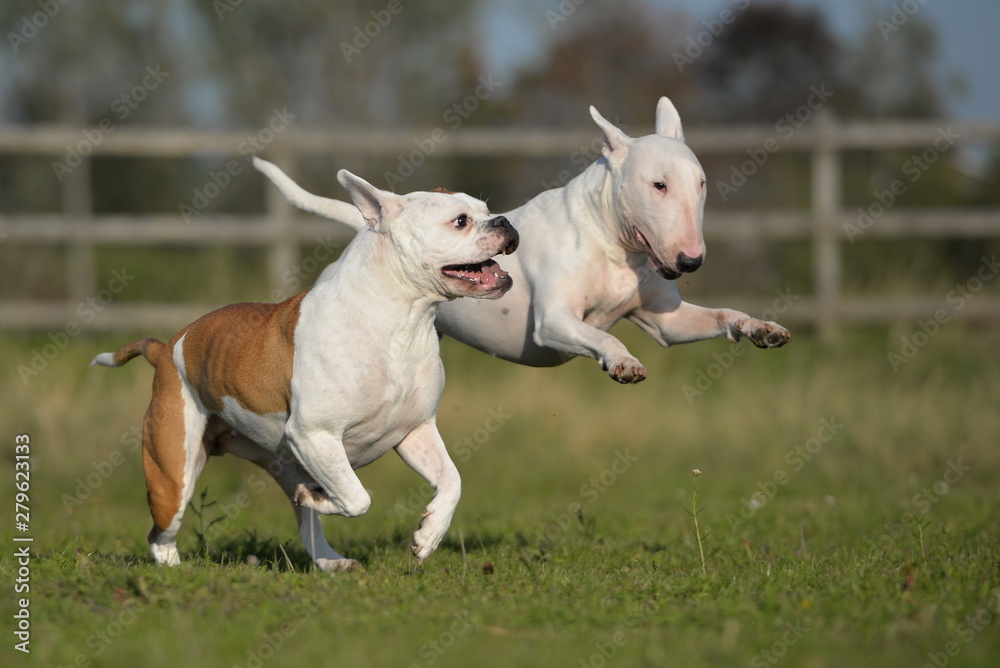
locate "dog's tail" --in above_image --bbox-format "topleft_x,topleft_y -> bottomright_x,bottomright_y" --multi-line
90,338 -> 165,369
253,157 -> 367,232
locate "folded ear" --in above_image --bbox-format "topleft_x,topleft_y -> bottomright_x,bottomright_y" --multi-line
337,170 -> 403,230
654,96 -> 684,141
590,106 -> 632,162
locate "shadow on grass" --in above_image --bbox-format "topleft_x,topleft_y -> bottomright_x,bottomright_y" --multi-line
179,526 -> 509,574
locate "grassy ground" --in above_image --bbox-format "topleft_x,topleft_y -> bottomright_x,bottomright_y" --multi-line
1,323 -> 998,667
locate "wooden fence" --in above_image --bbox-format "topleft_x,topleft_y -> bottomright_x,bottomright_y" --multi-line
2,115 -> 1000,339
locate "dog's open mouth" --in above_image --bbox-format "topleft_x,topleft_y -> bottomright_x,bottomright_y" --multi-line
442,259 -> 512,294
633,226 -> 681,280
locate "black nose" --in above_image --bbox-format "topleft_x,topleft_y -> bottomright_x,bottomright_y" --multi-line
676,252 -> 703,273
490,216 -> 511,230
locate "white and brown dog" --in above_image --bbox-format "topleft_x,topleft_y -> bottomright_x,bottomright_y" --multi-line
255,98 -> 790,383
92,171 -> 518,571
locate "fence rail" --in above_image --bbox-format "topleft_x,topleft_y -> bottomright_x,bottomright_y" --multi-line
2,117 -> 999,338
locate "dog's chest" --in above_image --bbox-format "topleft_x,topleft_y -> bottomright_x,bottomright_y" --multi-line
580,255 -> 643,330
291,337 -> 445,467
340,364 -> 443,467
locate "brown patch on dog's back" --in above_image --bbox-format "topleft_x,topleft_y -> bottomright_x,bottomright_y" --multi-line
178,291 -> 308,415
431,186 -> 457,195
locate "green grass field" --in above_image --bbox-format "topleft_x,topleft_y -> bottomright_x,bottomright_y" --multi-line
2,323 -> 998,667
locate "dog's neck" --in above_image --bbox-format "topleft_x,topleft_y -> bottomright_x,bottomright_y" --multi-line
560,159 -> 638,257
315,229 -> 442,340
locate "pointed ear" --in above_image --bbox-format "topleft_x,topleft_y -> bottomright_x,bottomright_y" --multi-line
337,169 -> 403,230
590,106 -> 632,161
654,97 -> 684,141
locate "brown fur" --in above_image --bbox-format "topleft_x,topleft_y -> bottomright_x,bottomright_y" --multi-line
112,338 -> 165,366
140,352 -> 191,532
173,291 -> 307,414
108,292 -> 307,534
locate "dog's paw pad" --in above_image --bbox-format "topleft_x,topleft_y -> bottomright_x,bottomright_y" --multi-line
612,364 -> 646,384
605,357 -> 646,384
744,320 -> 790,348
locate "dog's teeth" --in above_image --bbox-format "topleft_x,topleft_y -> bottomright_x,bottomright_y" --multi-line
492,272 -> 498,278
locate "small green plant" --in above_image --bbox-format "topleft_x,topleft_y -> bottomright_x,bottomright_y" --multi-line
686,468 -> 710,575
188,487 -> 224,558
915,516 -> 932,565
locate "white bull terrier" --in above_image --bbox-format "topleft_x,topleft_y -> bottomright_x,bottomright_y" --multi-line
254,97 -> 788,384
92,171 -> 519,571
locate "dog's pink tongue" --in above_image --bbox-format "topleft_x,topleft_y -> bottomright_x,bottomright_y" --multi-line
443,259 -> 510,288
477,260 -> 508,289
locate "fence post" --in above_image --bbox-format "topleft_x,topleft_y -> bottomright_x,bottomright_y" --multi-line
62,157 -> 96,307
264,148 -> 298,301
811,110 -> 841,342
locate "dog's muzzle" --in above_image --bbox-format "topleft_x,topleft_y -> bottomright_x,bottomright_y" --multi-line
676,251 -> 703,273
490,216 -> 519,255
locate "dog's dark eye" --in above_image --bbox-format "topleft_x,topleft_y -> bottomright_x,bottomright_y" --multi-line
653,182 -> 667,192
453,214 -> 469,229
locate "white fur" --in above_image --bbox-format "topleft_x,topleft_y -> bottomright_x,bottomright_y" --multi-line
115,172 -> 517,570
257,97 -> 789,383
90,352 -> 117,367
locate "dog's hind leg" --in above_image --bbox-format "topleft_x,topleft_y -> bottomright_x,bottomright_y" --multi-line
294,506 -> 361,572
394,421 -> 462,562
141,351 -> 211,566
217,435 -> 362,572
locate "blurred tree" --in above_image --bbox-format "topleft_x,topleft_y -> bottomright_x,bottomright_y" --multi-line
496,0 -> 693,127
847,8 -> 955,119
0,0 -> 483,128
688,3 -> 848,124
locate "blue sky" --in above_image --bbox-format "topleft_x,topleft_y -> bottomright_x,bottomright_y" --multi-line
481,0 -> 998,121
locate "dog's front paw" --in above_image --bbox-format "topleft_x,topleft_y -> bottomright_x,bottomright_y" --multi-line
315,557 -> 364,573
601,354 -> 647,384
736,319 -> 790,348
411,511 -> 449,563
